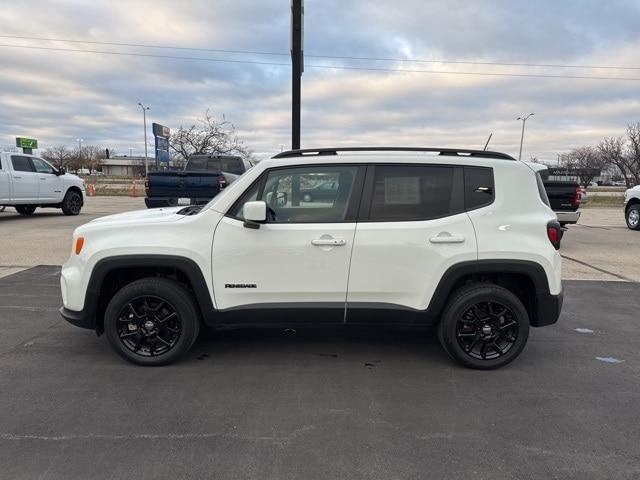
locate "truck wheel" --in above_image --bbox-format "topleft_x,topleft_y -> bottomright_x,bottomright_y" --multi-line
437,284 -> 529,369
626,205 -> 640,230
61,190 -> 83,215
104,278 -> 200,366
15,205 -> 36,215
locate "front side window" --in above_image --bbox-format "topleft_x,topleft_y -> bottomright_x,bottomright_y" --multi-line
32,158 -> 55,174
11,156 -> 34,172
229,165 -> 360,223
367,165 -> 464,221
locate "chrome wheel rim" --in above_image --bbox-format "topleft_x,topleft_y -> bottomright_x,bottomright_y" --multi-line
456,301 -> 519,360
629,209 -> 639,227
117,296 -> 182,357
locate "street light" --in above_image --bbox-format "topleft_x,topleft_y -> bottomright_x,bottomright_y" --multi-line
138,102 -> 150,175
516,113 -> 534,161
76,138 -> 84,169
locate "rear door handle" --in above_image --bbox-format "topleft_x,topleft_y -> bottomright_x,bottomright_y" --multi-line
312,238 -> 346,246
13,176 -> 22,179
429,233 -> 465,244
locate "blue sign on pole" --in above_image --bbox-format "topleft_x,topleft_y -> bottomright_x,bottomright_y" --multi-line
152,123 -> 170,168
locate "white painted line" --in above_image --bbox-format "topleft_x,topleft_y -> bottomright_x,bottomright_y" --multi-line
595,357 -> 624,364
575,328 -> 594,333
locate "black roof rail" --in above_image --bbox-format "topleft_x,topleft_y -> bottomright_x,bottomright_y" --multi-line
272,147 -> 515,160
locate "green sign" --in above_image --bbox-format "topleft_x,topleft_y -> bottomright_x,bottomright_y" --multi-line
15,137 -> 38,149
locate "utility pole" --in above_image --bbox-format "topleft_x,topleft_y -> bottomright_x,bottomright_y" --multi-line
291,0 -> 304,150
516,113 -> 534,161
138,102 -> 150,175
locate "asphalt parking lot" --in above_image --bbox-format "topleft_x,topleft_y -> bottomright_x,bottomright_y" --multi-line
1,198 -> 639,479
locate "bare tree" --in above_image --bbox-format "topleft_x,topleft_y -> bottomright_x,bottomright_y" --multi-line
81,145 -> 106,174
597,137 -> 629,186
42,145 -> 71,169
560,146 -> 608,185
625,122 -> 640,186
169,110 -> 249,165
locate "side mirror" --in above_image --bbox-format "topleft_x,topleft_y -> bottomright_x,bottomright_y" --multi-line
56,167 -> 66,176
243,201 -> 267,229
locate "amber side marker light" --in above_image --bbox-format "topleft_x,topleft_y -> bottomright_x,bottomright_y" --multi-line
75,237 -> 85,255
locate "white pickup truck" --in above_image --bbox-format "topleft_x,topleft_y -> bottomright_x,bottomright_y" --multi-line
0,152 -> 85,215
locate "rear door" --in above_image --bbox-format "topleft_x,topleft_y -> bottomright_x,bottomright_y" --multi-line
346,163 -> 478,321
9,155 -> 39,201
212,164 -> 364,323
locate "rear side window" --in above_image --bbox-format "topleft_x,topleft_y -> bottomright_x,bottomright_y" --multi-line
220,157 -> 244,175
464,167 -> 494,210
367,165 -> 464,221
11,156 -> 35,172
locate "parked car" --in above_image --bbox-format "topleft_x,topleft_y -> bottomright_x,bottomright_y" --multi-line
145,155 -> 249,208
0,152 -> 85,215
624,185 -> 640,230
60,147 -> 563,369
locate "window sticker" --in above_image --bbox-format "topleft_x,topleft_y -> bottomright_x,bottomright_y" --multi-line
384,176 -> 420,205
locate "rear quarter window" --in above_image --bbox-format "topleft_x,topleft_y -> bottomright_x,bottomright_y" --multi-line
536,172 -> 551,207
464,167 -> 494,210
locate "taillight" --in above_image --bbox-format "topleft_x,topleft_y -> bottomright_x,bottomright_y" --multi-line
547,221 -> 562,250
572,186 -> 581,209
218,175 -> 227,190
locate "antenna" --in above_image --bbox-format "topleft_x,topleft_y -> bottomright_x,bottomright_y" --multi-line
483,133 -> 493,151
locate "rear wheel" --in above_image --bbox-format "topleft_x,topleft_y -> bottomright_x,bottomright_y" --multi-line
626,205 -> 640,230
15,205 -> 36,215
104,278 -> 200,366
438,284 -> 529,369
61,190 -> 82,215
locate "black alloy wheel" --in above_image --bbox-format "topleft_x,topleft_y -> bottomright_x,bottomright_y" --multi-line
104,278 -> 200,366
438,284 -> 530,369
456,301 -> 518,360
62,191 -> 82,215
117,296 -> 182,357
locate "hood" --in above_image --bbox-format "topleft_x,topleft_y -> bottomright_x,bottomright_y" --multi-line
88,206 -> 186,226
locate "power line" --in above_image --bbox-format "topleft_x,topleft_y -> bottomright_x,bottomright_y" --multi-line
1,43 -> 640,81
1,33 -> 639,71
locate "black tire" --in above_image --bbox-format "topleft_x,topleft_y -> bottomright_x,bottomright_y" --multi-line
15,205 -> 36,215
61,190 -> 83,216
437,284 -> 530,370
626,205 -> 640,231
104,278 -> 200,366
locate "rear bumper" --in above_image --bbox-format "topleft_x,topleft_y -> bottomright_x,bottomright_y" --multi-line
532,289 -> 563,327
60,306 -> 94,330
145,197 -> 176,208
556,210 -> 580,225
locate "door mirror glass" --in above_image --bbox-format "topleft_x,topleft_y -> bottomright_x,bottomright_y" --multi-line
243,201 -> 267,228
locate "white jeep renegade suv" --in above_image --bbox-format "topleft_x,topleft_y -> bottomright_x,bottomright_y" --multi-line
60,147 -> 563,369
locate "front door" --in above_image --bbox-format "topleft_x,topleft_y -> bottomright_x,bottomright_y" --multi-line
10,155 -> 39,202
31,157 -> 63,202
212,164 -> 364,324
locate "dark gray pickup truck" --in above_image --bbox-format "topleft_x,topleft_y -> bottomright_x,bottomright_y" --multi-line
145,155 -> 249,208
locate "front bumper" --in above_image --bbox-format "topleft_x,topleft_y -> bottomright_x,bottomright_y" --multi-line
60,306 -> 94,330
555,210 -> 580,225
532,289 -> 563,327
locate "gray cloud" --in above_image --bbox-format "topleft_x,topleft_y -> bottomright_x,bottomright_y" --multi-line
0,0 -> 639,161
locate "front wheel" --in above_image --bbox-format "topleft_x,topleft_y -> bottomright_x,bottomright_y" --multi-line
626,205 -> 640,230
437,284 -> 530,369
104,278 -> 200,366
61,190 -> 83,215
15,205 -> 36,215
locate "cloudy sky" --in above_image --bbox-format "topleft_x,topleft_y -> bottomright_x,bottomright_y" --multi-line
1,0 -> 639,161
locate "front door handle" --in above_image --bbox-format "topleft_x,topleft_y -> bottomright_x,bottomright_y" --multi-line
429,233 -> 465,244
13,176 -> 22,179
312,238 -> 346,246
